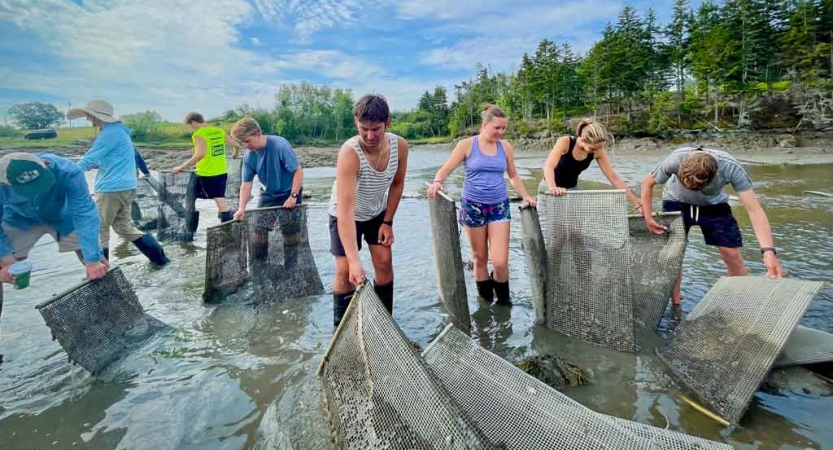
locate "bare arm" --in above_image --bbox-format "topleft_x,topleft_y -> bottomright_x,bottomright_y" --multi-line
225,135 -> 241,158
291,166 -> 303,194
426,139 -> 470,197
384,137 -> 409,222
738,189 -> 785,278
336,146 -> 361,263
596,149 -> 640,207
543,136 -> 569,194
178,137 -> 206,170
503,141 -> 535,203
238,182 -> 253,212
641,173 -> 667,234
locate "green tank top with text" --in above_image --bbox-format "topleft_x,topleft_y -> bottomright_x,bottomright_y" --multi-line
191,126 -> 228,176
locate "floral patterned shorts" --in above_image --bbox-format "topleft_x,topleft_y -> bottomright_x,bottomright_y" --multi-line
459,197 -> 511,228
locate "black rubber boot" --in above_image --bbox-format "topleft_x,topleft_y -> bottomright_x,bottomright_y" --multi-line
218,210 -> 233,223
374,281 -> 394,314
102,248 -> 110,261
333,290 -> 355,327
476,278 -> 494,303
493,279 -> 511,305
132,234 -> 170,267
283,243 -> 298,271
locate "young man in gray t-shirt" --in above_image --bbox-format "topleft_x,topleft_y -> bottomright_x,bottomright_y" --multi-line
641,147 -> 785,304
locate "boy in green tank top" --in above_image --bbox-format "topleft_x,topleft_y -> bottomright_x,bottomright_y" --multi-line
174,112 -> 241,222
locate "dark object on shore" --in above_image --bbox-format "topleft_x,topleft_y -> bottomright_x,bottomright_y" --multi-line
24,129 -> 57,140
514,354 -> 587,391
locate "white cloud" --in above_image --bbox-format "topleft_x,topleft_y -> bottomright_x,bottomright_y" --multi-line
250,37 -> 262,46
249,0 -> 361,39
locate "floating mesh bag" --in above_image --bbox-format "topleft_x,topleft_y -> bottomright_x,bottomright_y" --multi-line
658,276 -> 824,425
774,325 -> 833,368
157,170 -> 198,242
131,175 -> 160,231
225,157 -> 243,210
317,284 -> 495,449
35,267 -> 170,374
246,206 -> 324,302
540,189 -> 635,352
519,204 -> 547,325
427,190 -> 471,334
628,212 -> 688,329
422,324 -> 731,450
203,220 -> 250,303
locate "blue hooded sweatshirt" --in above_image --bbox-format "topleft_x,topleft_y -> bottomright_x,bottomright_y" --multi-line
77,122 -> 138,193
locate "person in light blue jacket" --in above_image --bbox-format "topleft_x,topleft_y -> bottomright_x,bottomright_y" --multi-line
67,100 -> 169,267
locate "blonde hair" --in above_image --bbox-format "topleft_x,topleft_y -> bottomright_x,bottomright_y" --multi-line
679,151 -> 718,191
481,103 -> 507,124
231,117 -> 262,141
576,118 -> 610,146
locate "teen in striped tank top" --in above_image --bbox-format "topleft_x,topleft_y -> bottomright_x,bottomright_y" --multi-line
328,95 -> 409,326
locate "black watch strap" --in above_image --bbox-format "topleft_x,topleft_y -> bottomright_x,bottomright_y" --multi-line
760,247 -> 777,255
382,220 -> 393,226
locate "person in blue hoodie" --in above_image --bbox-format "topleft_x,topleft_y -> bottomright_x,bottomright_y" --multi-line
67,100 -> 169,267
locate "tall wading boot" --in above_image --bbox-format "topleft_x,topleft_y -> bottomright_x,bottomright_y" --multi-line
493,278 -> 511,306
333,290 -> 355,327
374,281 -> 394,314
218,210 -> 233,223
102,248 -> 110,261
132,234 -> 171,268
476,278 -> 495,303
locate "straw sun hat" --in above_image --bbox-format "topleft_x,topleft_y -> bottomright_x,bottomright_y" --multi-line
66,99 -> 119,123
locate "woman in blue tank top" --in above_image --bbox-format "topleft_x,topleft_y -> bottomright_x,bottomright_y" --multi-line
427,104 -> 536,305
542,119 -> 641,210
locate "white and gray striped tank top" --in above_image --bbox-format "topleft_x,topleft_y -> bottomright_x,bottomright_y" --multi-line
328,133 -> 399,221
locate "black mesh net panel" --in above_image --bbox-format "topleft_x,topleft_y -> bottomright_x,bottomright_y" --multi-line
157,171 -> 198,242
628,213 -> 688,329
35,267 -> 170,374
131,175 -> 160,231
225,157 -> 243,210
317,284 -> 496,449
422,325 -> 733,450
519,204 -> 547,326
428,190 -> 471,334
775,325 -> 833,368
203,220 -> 250,303
246,206 -> 324,302
658,276 -> 824,425
540,189 -> 635,352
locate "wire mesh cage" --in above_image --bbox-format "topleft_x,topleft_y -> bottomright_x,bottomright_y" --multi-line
539,189 -> 635,352
35,267 -> 170,374
131,174 -> 161,231
628,212 -> 688,329
428,189 -> 471,334
519,204 -> 548,326
225,157 -> 243,211
658,276 -> 824,425
317,283 -> 495,449
156,170 -> 198,242
245,205 -> 324,302
203,220 -> 250,303
775,325 -> 833,368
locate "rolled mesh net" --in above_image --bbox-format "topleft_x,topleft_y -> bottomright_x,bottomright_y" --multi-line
519,204 -> 547,325
628,213 -> 687,329
203,220 -> 250,303
774,325 -> 833,368
658,276 -> 824,424
422,324 -> 732,450
225,157 -> 243,210
245,206 -> 324,302
131,175 -> 160,231
317,284 -> 495,449
427,190 -> 471,334
540,189 -> 635,352
35,267 -> 170,374
157,171 -> 198,242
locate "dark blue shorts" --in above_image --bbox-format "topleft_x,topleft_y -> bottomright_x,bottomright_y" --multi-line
459,198 -> 510,228
195,173 -> 227,199
663,200 -> 743,248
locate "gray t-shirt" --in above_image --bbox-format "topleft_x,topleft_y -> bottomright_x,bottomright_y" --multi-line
652,147 -> 753,205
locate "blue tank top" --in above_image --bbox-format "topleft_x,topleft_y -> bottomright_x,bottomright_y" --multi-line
461,135 -> 508,204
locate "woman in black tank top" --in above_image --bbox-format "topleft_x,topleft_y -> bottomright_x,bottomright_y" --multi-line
542,119 -> 642,211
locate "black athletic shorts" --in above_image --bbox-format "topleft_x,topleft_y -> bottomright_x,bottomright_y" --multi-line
329,211 -> 386,257
663,200 -> 743,248
195,173 -> 227,199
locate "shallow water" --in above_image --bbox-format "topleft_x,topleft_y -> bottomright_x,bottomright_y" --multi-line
1,146 -> 832,449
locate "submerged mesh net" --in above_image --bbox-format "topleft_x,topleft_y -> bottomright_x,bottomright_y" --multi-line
540,189 -> 635,352
225,157 -> 243,210
246,206 -> 324,302
628,213 -> 688,329
422,325 -> 732,450
520,204 -> 547,326
203,220 -> 250,303
35,267 -> 170,374
428,190 -> 471,334
774,325 -> 833,368
131,175 -> 160,231
317,284 -> 494,449
658,276 -> 824,424
157,171 -> 198,242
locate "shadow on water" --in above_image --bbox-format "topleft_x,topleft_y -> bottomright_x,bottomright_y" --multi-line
0,146 -> 831,449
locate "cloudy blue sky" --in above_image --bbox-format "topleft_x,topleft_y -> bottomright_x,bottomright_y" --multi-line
0,0 -> 696,122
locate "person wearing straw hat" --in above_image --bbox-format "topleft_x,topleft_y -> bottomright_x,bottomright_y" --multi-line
67,100 -> 169,267
0,152 -> 109,285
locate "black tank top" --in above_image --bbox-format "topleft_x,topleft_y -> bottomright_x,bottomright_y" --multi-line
554,136 -> 594,189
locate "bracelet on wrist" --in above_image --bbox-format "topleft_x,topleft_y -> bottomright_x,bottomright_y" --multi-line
382,220 -> 393,226
760,247 -> 777,255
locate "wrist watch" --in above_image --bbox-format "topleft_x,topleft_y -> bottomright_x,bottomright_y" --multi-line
290,192 -> 299,198
760,247 -> 777,255
383,219 -> 393,226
